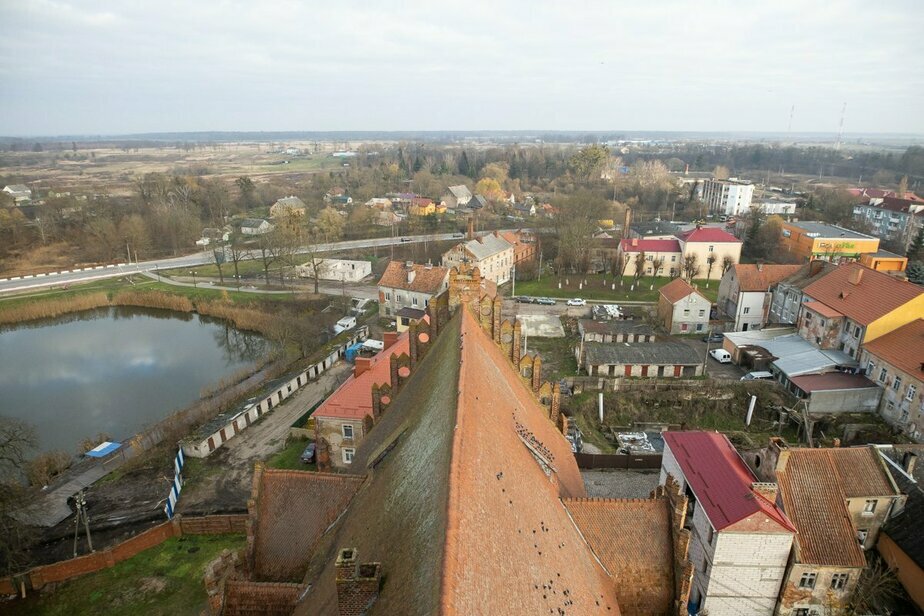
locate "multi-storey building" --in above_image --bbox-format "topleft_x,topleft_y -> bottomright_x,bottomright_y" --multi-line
860,319 -> 924,441
768,261 -> 836,325
441,232 -> 514,285
852,196 -> 924,251
660,431 -> 795,616
779,221 -> 879,263
377,261 -> 449,317
717,264 -> 801,331
702,179 -> 755,217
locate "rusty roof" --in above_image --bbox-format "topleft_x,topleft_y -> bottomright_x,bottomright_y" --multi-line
658,278 -> 707,304
732,264 -> 802,292
777,447 -> 898,567
802,300 -> 843,319
862,319 -> 924,379
294,308 -> 622,615
563,498 -> 675,616
802,262 -> 923,326
377,261 -> 449,294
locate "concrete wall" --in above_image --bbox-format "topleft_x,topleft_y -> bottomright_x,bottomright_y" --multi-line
861,348 -> 924,441
315,417 -> 365,468
701,531 -> 792,616
797,305 -> 842,349
379,285 -> 445,317
777,562 -> 860,616
806,387 -> 881,415
845,495 -> 897,549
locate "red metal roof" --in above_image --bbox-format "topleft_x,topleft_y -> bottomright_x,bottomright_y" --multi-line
663,431 -> 795,533
619,238 -> 682,253
789,372 -> 878,393
676,227 -> 741,244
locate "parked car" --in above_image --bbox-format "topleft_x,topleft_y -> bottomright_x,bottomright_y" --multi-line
702,333 -> 724,343
300,442 -> 316,464
709,349 -> 732,364
400,237 -> 412,242
566,298 -> 586,306
741,371 -> 774,381
534,297 -> 556,305
514,296 -> 533,303
452,232 -> 464,238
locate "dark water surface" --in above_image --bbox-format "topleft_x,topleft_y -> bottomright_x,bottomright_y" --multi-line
0,307 -> 272,453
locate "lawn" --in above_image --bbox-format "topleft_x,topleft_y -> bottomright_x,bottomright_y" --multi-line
266,437 -> 316,471
6,534 -> 245,616
514,274 -> 720,303
525,335 -> 579,382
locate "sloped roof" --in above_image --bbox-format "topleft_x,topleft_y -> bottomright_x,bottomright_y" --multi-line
449,233 -> 513,261
584,341 -> 700,366
802,300 -> 843,319
619,238 -> 682,253
240,218 -> 269,228
312,327 -> 414,420
446,185 -> 472,201
659,278 -> 707,304
663,431 -> 794,533
862,319 -> 924,379
675,227 -> 740,244
777,448 -> 897,567
295,309 -> 622,615
377,261 -> 449,294
564,498 -> 674,615
802,263 -> 923,325
732,264 -> 802,292
251,469 -> 365,582
273,196 -> 306,208
578,319 -> 656,337
777,261 -> 837,290
880,445 -> 924,569
789,372 -> 878,393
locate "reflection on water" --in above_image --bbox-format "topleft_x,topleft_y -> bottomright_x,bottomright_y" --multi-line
0,307 -> 273,453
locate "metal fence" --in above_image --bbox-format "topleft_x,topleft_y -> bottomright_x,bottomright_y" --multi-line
574,452 -> 662,470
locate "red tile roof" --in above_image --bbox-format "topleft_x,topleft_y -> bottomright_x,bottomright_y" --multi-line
377,261 -> 448,294
312,328 -> 415,420
619,238 -> 682,253
862,319 -> 924,379
789,372 -> 878,393
676,227 -> 741,244
802,300 -> 843,319
659,277 -> 707,304
802,263 -> 923,326
563,498 -> 675,615
732,264 -> 802,292
663,431 -> 795,533
777,447 -> 898,567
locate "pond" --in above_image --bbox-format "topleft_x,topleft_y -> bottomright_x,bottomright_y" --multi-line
0,306 -> 274,453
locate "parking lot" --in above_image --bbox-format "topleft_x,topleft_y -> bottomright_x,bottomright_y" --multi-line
679,338 -> 747,381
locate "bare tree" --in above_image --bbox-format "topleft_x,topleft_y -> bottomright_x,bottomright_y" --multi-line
683,253 -> 701,283
225,233 -> 251,287
0,418 -> 37,575
705,255 -> 717,287
651,256 -> 665,286
633,251 -> 647,285
721,254 -> 735,276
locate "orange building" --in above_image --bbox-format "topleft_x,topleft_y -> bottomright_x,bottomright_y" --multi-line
859,249 -> 908,273
780,221 -> 879,263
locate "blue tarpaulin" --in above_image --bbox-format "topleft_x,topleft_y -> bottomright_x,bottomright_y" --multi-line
85,441 -> 122,458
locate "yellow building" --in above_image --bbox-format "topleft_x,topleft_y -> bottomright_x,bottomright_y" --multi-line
859,250 -> 908,273
408,199 -> 446,216
780,221 -> 879,263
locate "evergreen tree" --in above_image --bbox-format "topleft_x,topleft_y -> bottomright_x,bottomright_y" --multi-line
458,150 -> 471,177
906,227 -> 924,262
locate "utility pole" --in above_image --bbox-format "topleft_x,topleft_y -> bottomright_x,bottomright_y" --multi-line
835,102 -> 847,151
72,490 -> 94,557
538,252 -> 543,282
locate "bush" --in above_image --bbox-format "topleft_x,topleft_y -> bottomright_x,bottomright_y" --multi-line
25,450 -> 73,486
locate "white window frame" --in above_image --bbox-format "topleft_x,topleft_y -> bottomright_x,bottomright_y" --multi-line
798,572 -> 817,589
342,424 -> 354,440
862,499 -> 877,515
830,573 -> 849,590
893,376 -> 902,392
907,385 -> 917,402
342,447 -> 355,464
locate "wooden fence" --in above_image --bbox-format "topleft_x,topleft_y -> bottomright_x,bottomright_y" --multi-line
574,452 -> 663,470
0,514 -> 247,598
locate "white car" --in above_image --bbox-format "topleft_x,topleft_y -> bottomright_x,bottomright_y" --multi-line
566,298 -> 586,306
709,349 -> 732,364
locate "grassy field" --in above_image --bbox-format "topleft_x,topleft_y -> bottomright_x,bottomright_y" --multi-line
514,274 -> 720,303
266,437 -> 316,471
526,335 -> 579,382
6,534 -> 245,616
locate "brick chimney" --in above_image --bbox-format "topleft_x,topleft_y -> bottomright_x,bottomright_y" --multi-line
848,267 -> 864,286
550,382 -> 561,424
467,216 -> 474,240
631,237 -> 639,247
809,260 -> 824,277
335,548 -> 381,616
354,357 -> 372,378
751,482 -> 778,502
383,331 -> 398,350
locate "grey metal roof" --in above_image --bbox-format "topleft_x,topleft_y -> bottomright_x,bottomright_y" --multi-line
584,341 -> 700,366
447,185 -> 472,201
579,319 -> 655,336
457,233 -> 513,261
771,349 -> 858,378
240,218 -> 269,228
788,221 -> 875,240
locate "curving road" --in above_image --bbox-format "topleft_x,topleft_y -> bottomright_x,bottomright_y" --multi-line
0,231 -> 470,295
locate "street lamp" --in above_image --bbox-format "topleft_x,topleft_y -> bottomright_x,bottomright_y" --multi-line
190,270 -> 197,289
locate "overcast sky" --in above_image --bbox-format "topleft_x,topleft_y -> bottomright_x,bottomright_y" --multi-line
1,0 -> 922,136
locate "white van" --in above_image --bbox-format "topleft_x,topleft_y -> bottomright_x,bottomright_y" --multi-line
741,371 -> 774,381
709,349 -> 732,364
333,316 -> 357,334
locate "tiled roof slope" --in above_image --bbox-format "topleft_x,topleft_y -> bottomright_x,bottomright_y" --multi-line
862,319 -> 924,379
619,238 -> 682,253
776,448 -> 897,567
377,261 -> 448,294
564,498 -> 674,616
733,264 -> 802,292
777,261 -> 837,290
676,227 -> 740,243
295,309 -> 621,615
312,328 -> 414,420
802,262 -> 923,325
659,278 -> 706,304
252,470 -> 364,582
664,432 -> 794,533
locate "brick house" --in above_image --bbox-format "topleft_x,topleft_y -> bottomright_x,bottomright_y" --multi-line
441,232 -> 514,285
797,263 -> 924,360
660,431 -> 795,616
745,439 -> 901,616
657,278 -> 711,334
376,261 -> 449,317
498,229 -> 539,266
860,319 -> 924,441
717,264 -> 801,332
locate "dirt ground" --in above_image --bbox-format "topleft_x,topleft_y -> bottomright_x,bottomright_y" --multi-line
581,469 -> 660,499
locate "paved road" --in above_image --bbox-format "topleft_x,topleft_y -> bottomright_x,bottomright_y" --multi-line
0,231 -> 472,295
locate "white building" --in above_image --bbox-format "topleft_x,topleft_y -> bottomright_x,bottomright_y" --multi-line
753,200 -> 796,216
660,431 -> 795,616
702,179 -> 755,217
296,258 -> 372,282
717,264 -> 801,332
441,232 -> 514,285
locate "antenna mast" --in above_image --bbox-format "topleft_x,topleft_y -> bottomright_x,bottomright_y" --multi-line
835,102 -> 847,150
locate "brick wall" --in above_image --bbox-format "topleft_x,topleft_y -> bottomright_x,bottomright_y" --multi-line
223,580 -> 305,615
180,514 -> 248,535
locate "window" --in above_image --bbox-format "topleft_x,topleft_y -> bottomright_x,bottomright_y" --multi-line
893,376 -> 902,392
699,310 -> 705,317
866,361 -> 875,376
743,307 -> 750,314
683,309 -> 690,316
794,609 -> 811,616
907,385 -> 917,402
681,323 -> 688,332
798,572 -> 817,589
831,573 -> 849,590
857,529 -> 868,544
706,526 -> 714,545
854,325 -> 861,338
385,292 -> 392,301
342,447 -> 355,464
412,296 -> 418,307
863,500 -> 877,515
696,324 -> 704,331
708,245 -> 715,252
671,255 -> 677,262
820,319 -> 826,327
879,368 -> 888,383
342,424 -> 354,440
